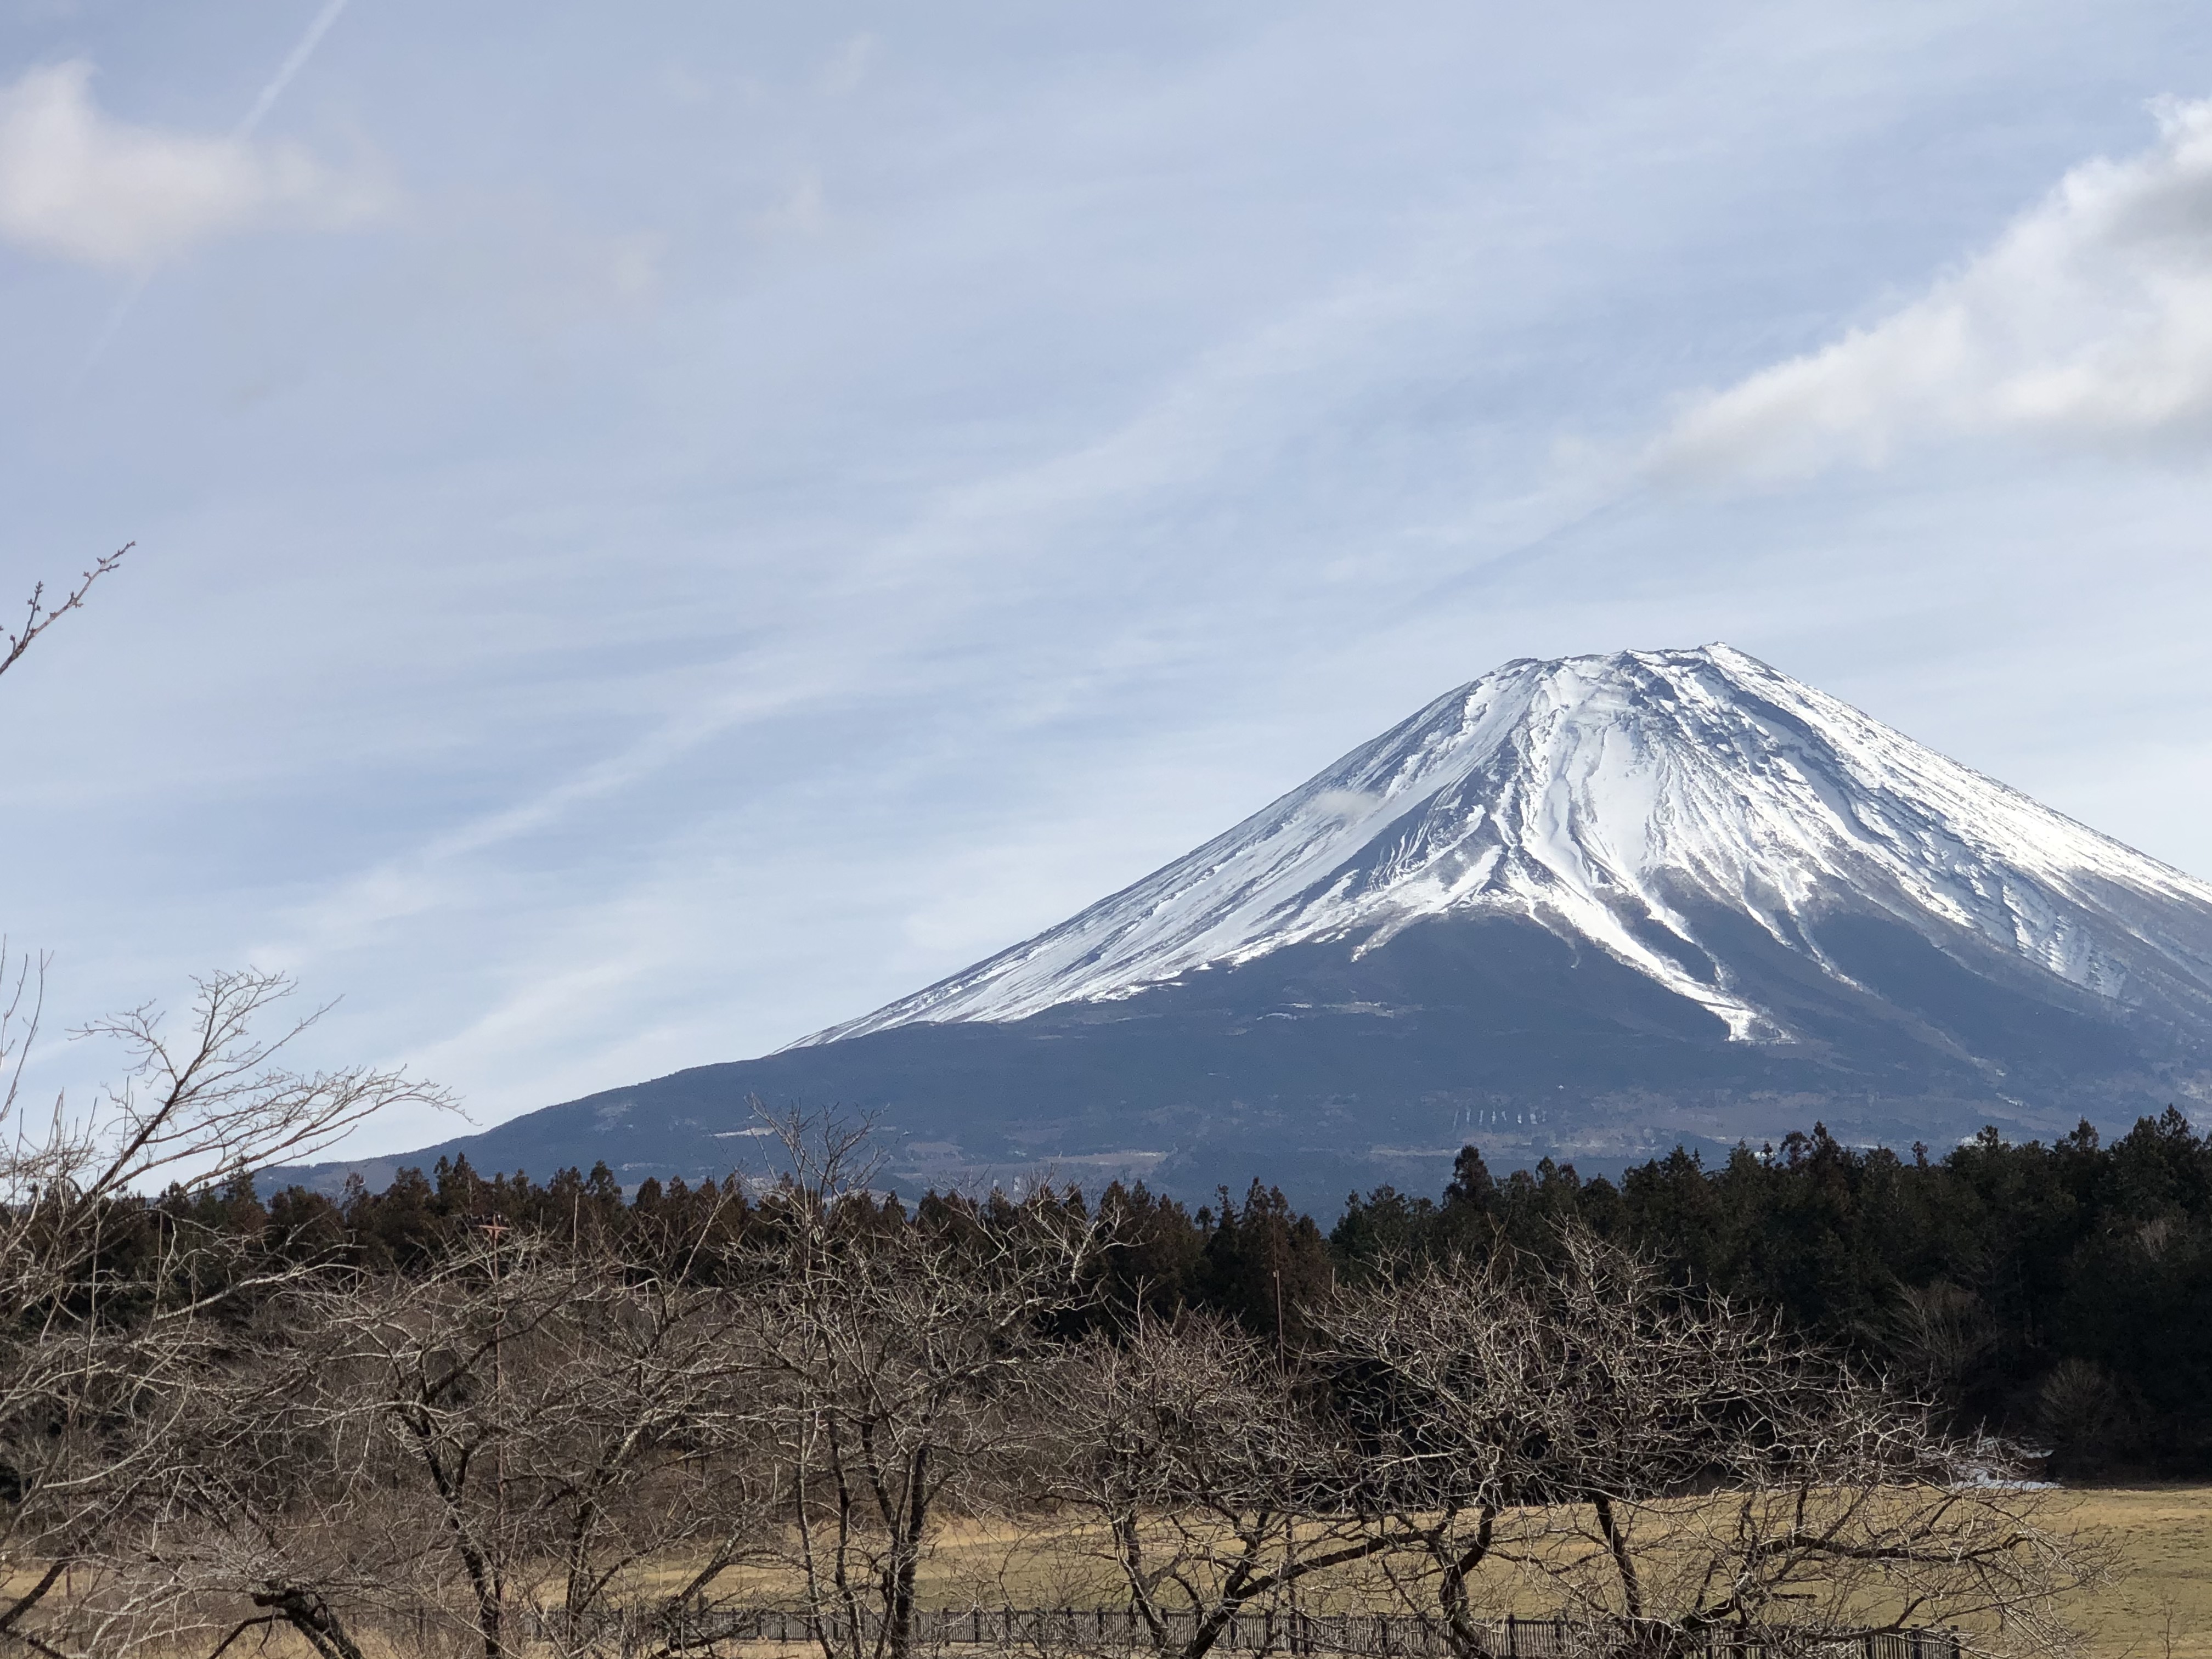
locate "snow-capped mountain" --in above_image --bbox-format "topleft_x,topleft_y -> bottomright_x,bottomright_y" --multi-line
800,645 -> 2212,1055
295,646 -> 2212,1212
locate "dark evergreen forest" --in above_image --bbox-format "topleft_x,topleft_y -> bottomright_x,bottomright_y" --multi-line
179,1108 -> 2212,1480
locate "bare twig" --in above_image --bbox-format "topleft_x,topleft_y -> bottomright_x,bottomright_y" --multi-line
0,545 -> 131,684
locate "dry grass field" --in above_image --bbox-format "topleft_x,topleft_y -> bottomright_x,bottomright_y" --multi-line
714,1486 -> 2212,1657
8,1486 -> 2207,1656
2045,1488 -> 2212,1658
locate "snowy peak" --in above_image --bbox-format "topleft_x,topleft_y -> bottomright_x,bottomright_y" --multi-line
798,645 -> 2212,1048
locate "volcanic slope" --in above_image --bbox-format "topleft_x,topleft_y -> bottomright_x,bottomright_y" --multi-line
308,645 -> 2212,1210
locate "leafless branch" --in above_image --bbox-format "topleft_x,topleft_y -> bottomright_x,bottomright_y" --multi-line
0,546 -> 130,685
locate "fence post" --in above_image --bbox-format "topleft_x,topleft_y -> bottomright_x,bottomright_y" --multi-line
1505,1613 -> 1519,1657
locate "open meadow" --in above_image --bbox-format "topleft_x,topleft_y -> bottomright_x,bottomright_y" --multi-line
2044,1489 -> 2212,1658
3,1485 -> 2203,1657
691,1485 -> 2212,1659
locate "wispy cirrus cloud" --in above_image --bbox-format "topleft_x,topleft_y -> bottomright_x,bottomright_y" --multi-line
0,59 -> 388,269
1651,98 -> 2212,483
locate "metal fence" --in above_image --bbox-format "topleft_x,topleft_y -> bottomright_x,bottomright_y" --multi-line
532,1604 -> 1965,1659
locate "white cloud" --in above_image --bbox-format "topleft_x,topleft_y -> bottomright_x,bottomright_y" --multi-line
1652,98 -> 2212,483
0,60 -> 386,268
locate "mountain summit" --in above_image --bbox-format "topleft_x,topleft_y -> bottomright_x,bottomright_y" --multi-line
300,646 -> 2212,1210
805,644 -> 2212,1056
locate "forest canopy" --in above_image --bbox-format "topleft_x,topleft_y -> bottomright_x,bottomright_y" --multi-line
178,1105 -> 2212,1480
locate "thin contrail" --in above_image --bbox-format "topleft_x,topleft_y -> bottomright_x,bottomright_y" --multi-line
235,0 -> 352,139
79,0 -> 355,377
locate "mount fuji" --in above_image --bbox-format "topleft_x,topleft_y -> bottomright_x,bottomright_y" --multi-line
302,646 -> 2212,1210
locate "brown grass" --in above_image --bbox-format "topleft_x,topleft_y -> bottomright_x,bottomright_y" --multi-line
2041,1487 -> 2212,1658
856,1486 -> 2212,1657
11,1486 -> 2207,1656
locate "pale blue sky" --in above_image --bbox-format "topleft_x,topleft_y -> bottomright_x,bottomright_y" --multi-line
5,2 -> 2212,1155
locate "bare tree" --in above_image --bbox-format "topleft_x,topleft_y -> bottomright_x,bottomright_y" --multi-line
116,1204 -> 783,1659
744,1113 -> 1106,1659
0,970 -> 454,1658
509,1237 -> 778,1653
1313,1231 -> 2112,1659
48,1294 -> 392,1659
1039,1307 -> 1418,1659
0,542 -> 481,1656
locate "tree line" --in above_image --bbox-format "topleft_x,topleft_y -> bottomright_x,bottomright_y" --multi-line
1332,1114 -> 2212,1479
199,1104 -> 2212,1482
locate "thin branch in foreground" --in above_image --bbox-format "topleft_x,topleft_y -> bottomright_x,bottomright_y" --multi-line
1,544 -> 132,684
